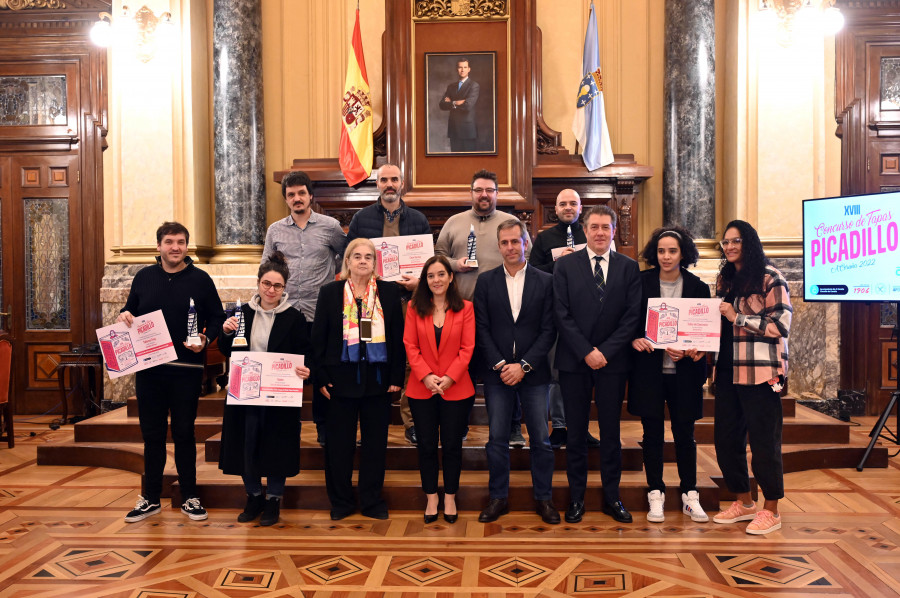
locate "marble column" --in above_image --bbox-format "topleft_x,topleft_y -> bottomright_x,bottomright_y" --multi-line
663,0 -> 715,238
213,0 -> 266,246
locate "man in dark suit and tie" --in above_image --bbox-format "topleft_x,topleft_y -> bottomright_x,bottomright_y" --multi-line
439,58 -> 480,152
553,204 -> 641,524
474,220 -> 559,525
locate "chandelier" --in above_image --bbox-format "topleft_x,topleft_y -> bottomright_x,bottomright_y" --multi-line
759,0 -> 844,45
89,5 -> 174,63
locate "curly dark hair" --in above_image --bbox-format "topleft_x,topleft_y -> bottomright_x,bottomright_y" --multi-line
717,219 -> 769,298
640,226 -> 699,268
258,251 -> 290,284
410,255 -> 464,317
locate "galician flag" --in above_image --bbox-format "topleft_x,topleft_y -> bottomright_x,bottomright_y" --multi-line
339,8 -> 373,186
572,2 -> 614,171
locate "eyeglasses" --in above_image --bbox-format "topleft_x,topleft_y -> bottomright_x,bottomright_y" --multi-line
472,187 -> 497,195
719,238 -> 742,248
260,280 -> 285,291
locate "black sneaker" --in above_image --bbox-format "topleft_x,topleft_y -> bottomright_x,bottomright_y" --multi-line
405,426 -> 418,445
124,495 -> 161,523
509,427 -> 526,447
181,497 -> 208,521
549,427 -> 567,448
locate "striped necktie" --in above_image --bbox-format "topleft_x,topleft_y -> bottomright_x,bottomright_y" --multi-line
593,256 -> 606,302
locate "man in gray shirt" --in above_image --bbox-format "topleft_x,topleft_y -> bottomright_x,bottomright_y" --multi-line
263,170 -> 346,444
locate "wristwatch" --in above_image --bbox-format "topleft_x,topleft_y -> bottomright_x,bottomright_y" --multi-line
520,360 -> 532,373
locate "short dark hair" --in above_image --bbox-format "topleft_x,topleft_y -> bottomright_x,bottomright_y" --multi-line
281,171 -> 314,198
258,251 -> 290,283
583,204 -> 617,229
457,57 -> 471,67
640,226 -> 699,268
411,255 -> 464,317
471,169 -> 498,188
156,221 -> 190,245
496,219 -> 527,240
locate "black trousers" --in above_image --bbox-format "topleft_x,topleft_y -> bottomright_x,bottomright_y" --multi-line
135,367 -> 202,502
560,369 -> 626,504
324,393 -> 392,515
408,394 -> 475,494
714,375 -> 785,500
641,374 -> 698,494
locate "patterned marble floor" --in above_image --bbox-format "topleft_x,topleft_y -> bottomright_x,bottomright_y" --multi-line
0,419 -> 899,597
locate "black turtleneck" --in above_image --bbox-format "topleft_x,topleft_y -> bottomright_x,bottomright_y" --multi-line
529,220 -> 587,273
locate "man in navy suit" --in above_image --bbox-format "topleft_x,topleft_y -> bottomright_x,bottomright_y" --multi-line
474,220 -> 559,525
554,204 -> 641,524
439,58 -> 480,152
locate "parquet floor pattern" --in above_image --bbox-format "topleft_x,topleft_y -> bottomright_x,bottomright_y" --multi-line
1,419 -> 899,597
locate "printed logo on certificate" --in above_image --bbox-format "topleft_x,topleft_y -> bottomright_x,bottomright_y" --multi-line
644,297 -> 721,352
226,352 -> 305,407
96,310 -> 178,379
371,234 -> 435,282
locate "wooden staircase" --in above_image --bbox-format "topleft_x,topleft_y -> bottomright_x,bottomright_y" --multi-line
37,389 -> 888,515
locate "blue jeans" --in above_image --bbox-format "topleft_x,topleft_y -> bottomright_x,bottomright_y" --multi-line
242,475 -> 286,498
484,383 -> 554,500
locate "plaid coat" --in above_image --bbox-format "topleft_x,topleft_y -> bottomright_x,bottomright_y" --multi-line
718,265 -> 792,386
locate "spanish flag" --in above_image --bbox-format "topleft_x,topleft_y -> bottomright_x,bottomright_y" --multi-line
339,8 -> 373,187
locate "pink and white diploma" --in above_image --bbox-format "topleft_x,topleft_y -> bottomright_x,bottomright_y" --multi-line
226,352 -> 305,407
96,310 -> 177,379
644,297 -> 721,352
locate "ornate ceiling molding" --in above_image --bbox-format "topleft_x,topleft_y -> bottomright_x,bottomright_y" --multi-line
414,0 -> 508,20
0,0 -> 67,10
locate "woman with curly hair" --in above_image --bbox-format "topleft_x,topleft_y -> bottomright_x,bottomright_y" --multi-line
629,227 -> 710,523
711,220 -> 792,535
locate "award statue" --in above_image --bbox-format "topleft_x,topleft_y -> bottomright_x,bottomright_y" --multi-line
232,300 -> 248,347
186,298 -> 202,346
465,224 -> 478,268
566,225 -> 575,249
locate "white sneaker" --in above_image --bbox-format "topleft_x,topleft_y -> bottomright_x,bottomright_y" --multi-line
682,490 -> 709,522
647,490 -> 665,523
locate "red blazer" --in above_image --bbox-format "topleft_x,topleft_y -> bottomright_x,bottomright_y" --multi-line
403,300 -> 476,400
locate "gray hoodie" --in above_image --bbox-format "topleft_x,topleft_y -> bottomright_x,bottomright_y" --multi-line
247,292 -> 293,352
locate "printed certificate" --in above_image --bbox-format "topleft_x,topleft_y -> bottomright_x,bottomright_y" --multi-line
644,297 -> 721,352
227,352 -> 305,407
372,234 -> 435,281
96,310 -> 177,379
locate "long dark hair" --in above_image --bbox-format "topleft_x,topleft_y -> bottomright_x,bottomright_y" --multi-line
258,251 -> 290,283
411,255 -> 464,316
640,226 -> 699,268
717,219 -> 769,298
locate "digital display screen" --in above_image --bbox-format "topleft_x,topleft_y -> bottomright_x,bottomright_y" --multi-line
803,192 -> 900,302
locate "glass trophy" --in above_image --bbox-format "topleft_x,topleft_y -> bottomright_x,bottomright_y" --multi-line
465,224 -> 478,268
232,300 -> 248,347
566,225 -> 575,248
186,297 -> 202,346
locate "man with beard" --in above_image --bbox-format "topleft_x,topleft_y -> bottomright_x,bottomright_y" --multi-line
347,163 -> 431,445
529,189 -> 601,450
118,222 -> 225,523
263,171 -> 346,445
436,169 -> 533,446
435,169 -> 531,301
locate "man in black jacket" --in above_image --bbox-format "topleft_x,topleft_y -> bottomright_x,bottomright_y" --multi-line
347,163 -> 431,445
117,222 -> 225,523
529,189 -> 600,450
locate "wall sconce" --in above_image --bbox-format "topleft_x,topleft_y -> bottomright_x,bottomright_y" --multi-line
90,5 -> 174,63
759,0 -> 844,45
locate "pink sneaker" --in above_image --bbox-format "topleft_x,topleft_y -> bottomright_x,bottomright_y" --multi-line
745,509 -> 781,535
713,500 -> 758,524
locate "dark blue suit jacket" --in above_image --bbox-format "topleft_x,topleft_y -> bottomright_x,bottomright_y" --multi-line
553,249 -> 641,375
474,263 -> 557,386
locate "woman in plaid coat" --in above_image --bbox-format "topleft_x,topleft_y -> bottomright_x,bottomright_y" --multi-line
711,220 -> 792,536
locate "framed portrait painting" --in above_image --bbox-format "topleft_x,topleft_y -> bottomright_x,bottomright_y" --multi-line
425,52 -> 497,156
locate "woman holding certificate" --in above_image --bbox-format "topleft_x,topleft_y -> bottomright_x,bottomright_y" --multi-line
312,238 -> 406,521
218,251 -> 311,527
628,227 -> 710,524
403,255 -> 475,524
712,220 -> 792,535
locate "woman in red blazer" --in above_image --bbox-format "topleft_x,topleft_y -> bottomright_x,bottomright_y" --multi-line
404,255 -> 475,524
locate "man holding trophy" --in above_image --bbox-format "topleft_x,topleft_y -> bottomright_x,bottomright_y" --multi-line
117,222 -> 225,523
